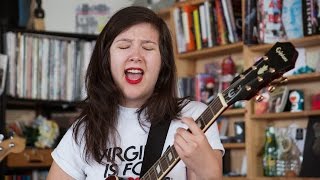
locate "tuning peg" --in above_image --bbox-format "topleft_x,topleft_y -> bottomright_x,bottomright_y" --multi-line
268,86 -> 276,93
252,66 -> 257,70
263,56 -> 269,61
257,76 -> 263,82
8,131 -> 15,139
279,76 -> 288,84
9,142 -> 15,148
256,95 -> 264,102
269,67 -> 275,73
245,85 -> 252,91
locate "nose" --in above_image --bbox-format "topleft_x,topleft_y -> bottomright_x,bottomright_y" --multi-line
128,45 -> 143,62
129,56 -> 142,62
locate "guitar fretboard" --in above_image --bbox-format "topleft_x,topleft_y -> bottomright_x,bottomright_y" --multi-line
140,94 -> 228,180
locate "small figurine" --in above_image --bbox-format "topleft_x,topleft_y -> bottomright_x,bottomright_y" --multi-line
289,90 -> 304,112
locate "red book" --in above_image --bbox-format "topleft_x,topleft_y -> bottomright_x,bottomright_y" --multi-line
182,4 -> 198,51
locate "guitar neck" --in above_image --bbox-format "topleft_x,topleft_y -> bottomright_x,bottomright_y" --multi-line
140,93 -> 228,180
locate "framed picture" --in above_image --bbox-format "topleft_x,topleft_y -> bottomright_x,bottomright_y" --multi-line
0,54 -> 8,96
268,86 -> 289,113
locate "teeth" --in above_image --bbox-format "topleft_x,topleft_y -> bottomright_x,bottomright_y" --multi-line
127,69 -> 142,74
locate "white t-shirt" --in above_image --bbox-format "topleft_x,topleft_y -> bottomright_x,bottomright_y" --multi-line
51,101 -> 224,180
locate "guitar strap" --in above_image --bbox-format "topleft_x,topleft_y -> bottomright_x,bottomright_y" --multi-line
140,119 -> 171,177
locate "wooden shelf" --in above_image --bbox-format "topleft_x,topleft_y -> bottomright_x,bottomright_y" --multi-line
248,35 -> 320,52
223,143 -> 245,149
10,28 -> 98,40
272,72 -> 320,84
222,108 -> 246,116
251,110 -> 320,120
177,42 -> 243,60
174,0 -> 206,7
223,177 -> 247,180
6,96 -> 80,110
255,177 -> 320,180
7,148 -> 53,168
157,7 -> 172,17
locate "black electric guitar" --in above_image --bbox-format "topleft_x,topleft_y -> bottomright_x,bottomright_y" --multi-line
106,42 -> 298,180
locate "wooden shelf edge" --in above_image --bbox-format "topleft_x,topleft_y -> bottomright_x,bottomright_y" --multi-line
157,7 -> 172,17
248,35 -> 320,52
5,96 -> 81,111
254,177 -> 320,180
251,110 -> 320,120
223,143 -> 245,149
222,108 -> 246,116
272,72 -> 320,84
10,28 -> 98,40
177,42 -> 243,60
158,0 -> 207,13
174,0 -> 207,7
223,177 -> 247,180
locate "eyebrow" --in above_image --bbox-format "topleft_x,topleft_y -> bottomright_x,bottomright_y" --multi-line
115,38 -> 157,45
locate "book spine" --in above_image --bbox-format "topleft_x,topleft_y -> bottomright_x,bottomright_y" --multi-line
199,4 -> 208,48
302,0 -> 314,36
244,0 -> 258,44
173,8 -> 186,53
193,8 -> 202,50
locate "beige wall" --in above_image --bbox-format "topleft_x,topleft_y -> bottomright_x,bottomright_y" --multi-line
43,0 -> 134,33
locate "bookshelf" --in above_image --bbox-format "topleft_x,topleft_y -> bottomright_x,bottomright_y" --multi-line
0,29 -> 97,179
161,0 -> 320,179
160,0 -> 246,177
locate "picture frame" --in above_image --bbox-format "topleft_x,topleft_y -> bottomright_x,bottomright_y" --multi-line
0,54 -> 8,96
268,86 -> 289,113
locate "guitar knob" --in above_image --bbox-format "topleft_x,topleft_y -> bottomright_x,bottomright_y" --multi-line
269,68 -> 275,73
9,142 -> 15,148
268,86 -> 276,92
257,76 -> 263,82
256,95 -> 264,102
263,56 -> 269,61
252,66 -> 257,70
245,85 -> 252,91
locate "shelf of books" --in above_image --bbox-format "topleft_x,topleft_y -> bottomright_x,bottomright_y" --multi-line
3,31 -> 95,103
172,0 -> 242,60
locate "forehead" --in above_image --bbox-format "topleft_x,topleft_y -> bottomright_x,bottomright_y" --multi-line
115,23 -> 159,41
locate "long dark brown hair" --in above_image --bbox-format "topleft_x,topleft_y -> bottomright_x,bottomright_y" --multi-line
73,6 -> 188,164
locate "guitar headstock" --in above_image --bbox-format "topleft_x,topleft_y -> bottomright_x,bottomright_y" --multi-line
0,135 -> 26,162
223,42 -> 298,105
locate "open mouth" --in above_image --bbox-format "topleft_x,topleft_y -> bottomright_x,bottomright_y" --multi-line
125,68 -> 144,84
